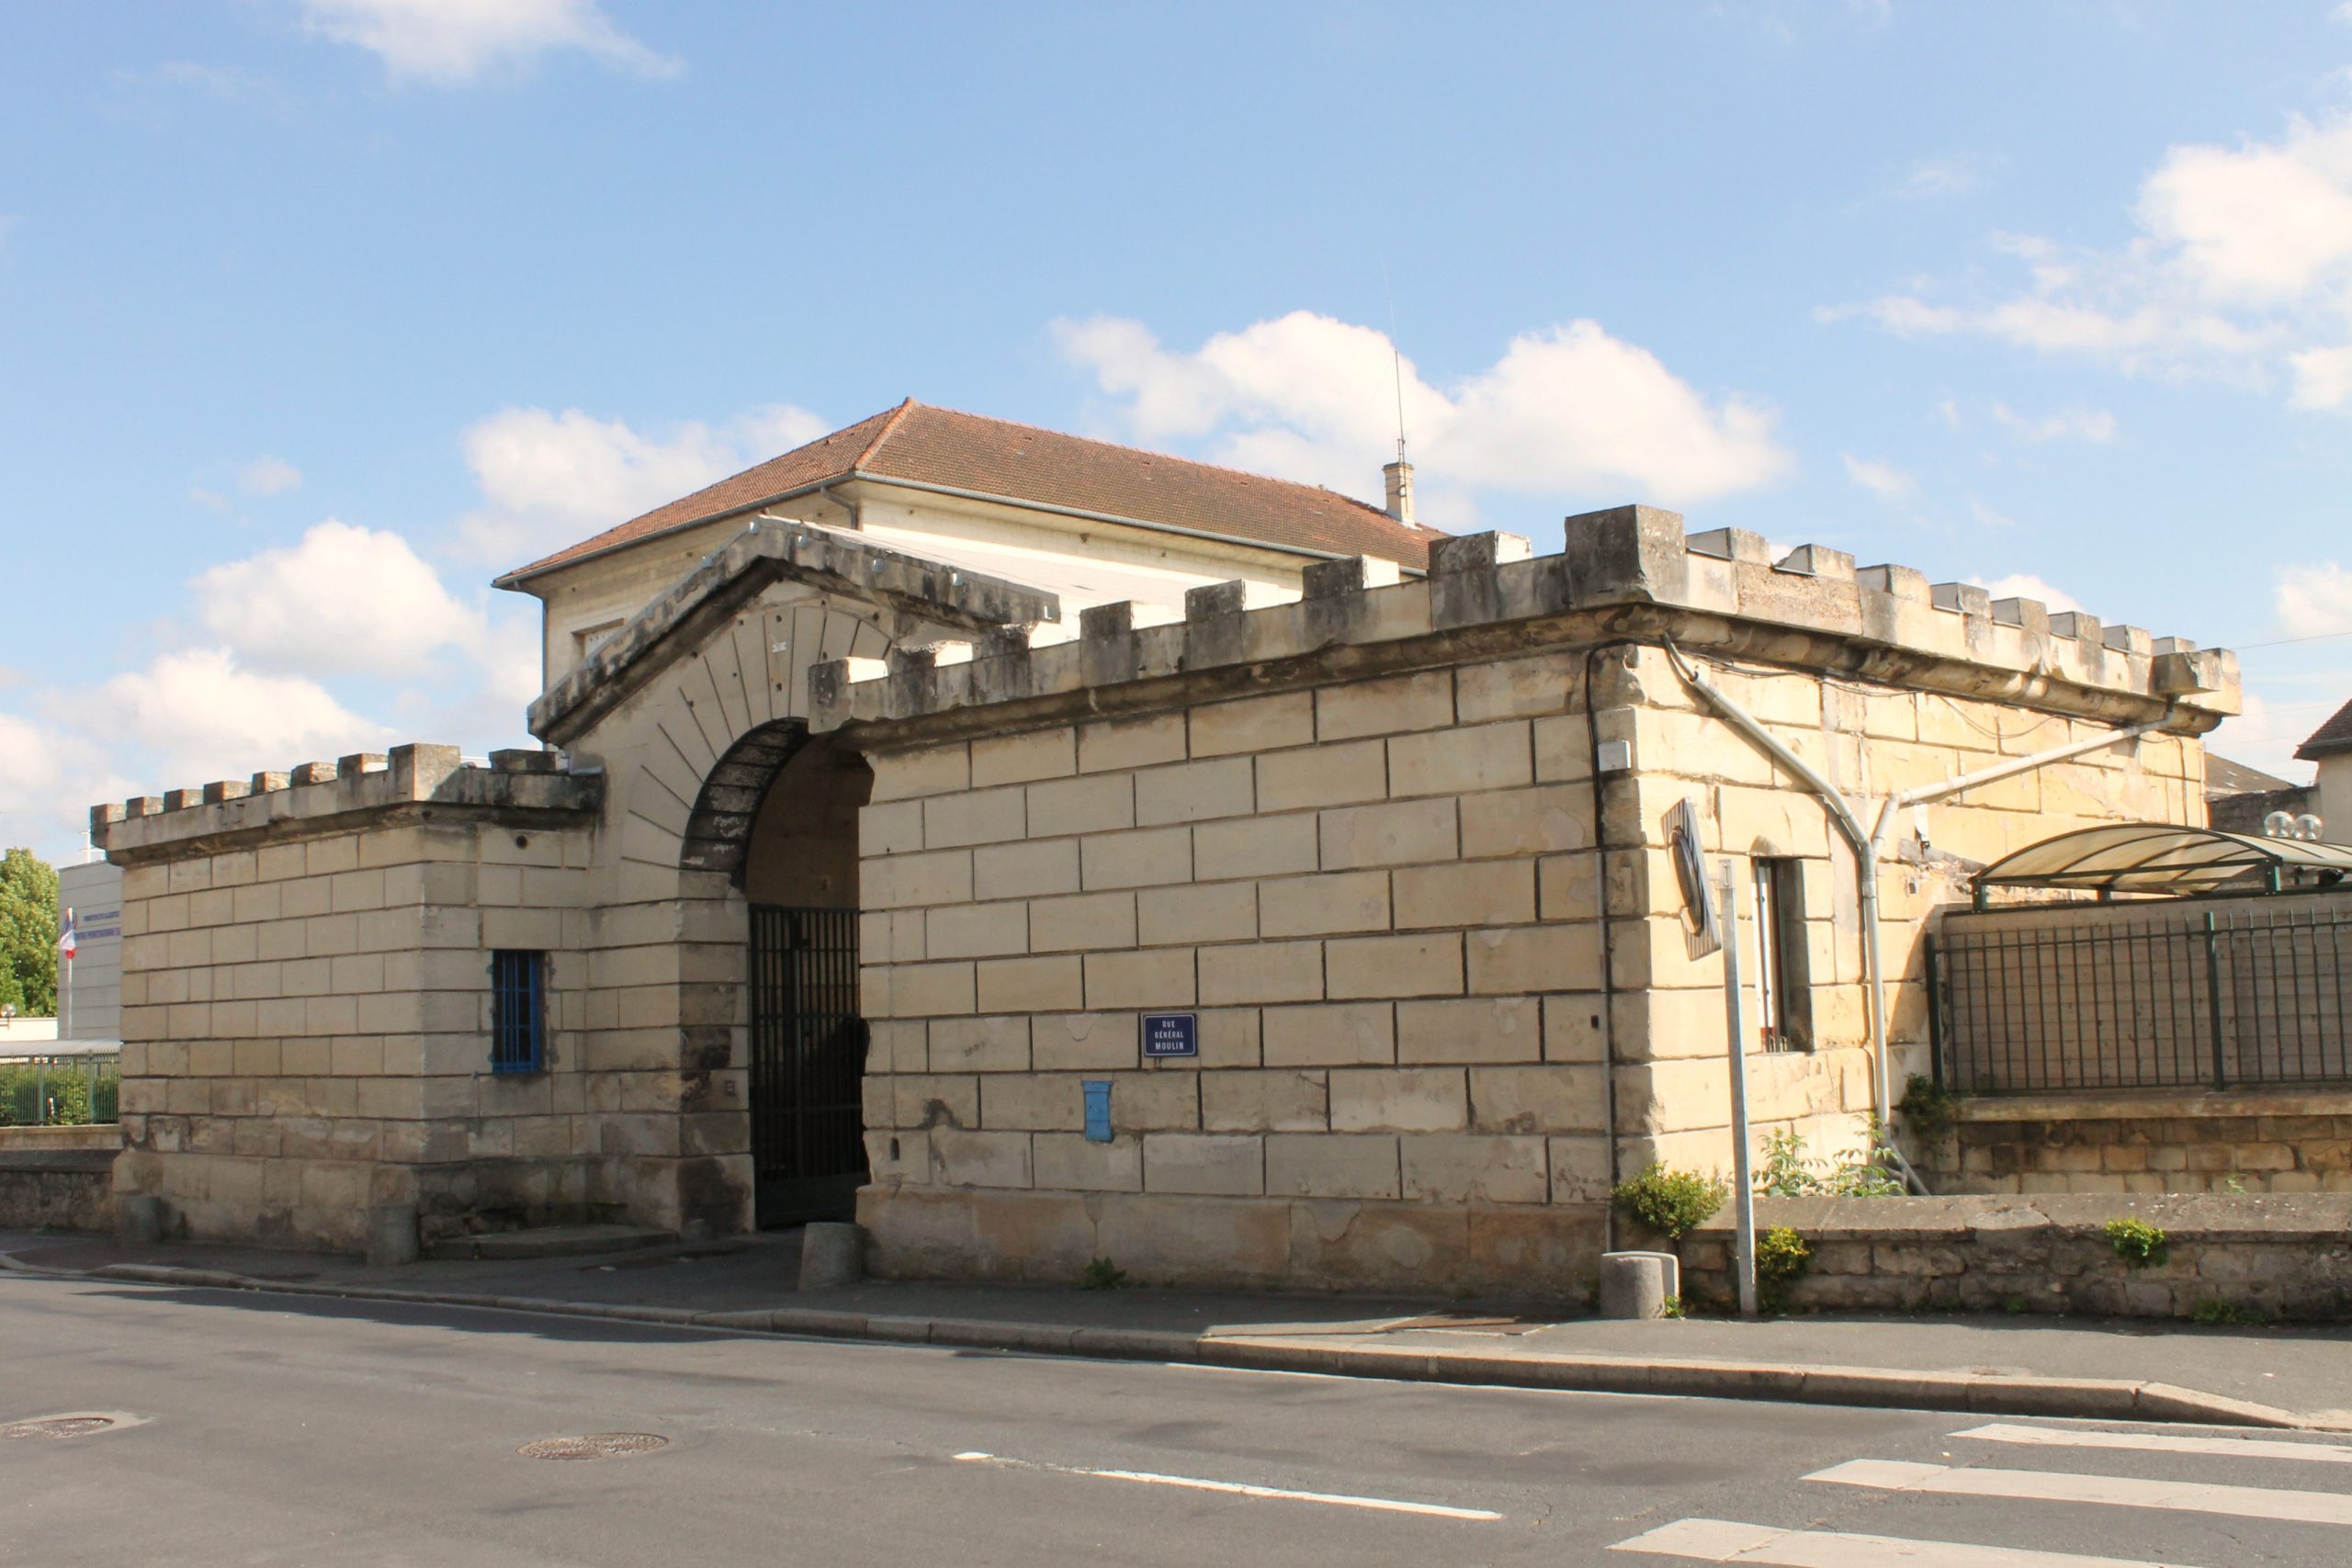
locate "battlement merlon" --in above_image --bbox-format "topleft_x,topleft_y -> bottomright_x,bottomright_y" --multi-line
91,744 -> 605,864
807,504 -> 2239,744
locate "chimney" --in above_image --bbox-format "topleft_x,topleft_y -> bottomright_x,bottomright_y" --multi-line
1383,458 -> 1415,525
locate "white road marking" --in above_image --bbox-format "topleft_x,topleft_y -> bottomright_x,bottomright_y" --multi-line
1610,1516 -> 2205,1566
1952,1423 -> 2352,1466
950,1450 -> 1502,1520
1165,1362 -> 1669,1400
1810,1458 -> 2352,1527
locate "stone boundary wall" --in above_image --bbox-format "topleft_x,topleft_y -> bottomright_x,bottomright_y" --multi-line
0,1151 -> 114,1233
1678,1193 -> 2352,1320
1917,1089 -> 2352,1196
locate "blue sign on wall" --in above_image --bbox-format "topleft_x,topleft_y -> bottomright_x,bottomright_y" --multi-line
1141,1012 -> 1198,1058
1082,1080 -> 1114,1143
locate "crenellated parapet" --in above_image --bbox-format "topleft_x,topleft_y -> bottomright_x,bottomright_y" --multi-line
91,744 -> 604,863
807,504 -> 2238,742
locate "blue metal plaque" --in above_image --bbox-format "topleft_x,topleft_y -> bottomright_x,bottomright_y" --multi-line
1141,1012 -> 1198,1059
1081,1079 -> 1114,1143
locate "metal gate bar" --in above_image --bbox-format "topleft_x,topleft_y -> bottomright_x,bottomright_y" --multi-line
748,904 -> 867,1226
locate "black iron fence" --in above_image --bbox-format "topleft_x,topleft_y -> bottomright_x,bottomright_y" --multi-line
1928,901 -> 2352,1094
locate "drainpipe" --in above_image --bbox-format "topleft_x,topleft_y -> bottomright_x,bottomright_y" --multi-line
1660,641 -> 2179,1194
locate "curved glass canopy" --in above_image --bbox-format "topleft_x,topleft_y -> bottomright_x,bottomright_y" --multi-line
1974,823 -> 2352,897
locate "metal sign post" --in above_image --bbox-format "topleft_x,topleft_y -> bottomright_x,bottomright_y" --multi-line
1720,860 -> 1758,1318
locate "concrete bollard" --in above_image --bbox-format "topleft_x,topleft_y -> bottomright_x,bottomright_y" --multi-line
117,1194 -> 165,1246
799,1222 -> 864,1290
366,1203 -> 420,1268
1599,1250 -> 1680,1319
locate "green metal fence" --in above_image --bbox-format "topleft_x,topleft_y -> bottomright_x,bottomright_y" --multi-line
0,1053 -> 120,1126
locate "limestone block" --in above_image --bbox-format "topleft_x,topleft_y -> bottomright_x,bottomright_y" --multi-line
1193,814 -> 1317,882
1033,1132 -> 1143,1192
1394,860 -> 1537,930
1544,994 -> 1610,1063
1190,693 -> 1315,759
1471,1065 -> 1606,1134
1080,826 -> 1193,890
1094,1190 -> 1291,1284
1397,996 -> 1543,1065
868,744 -> 970,802
929,1015 -> 1031,1073
980,1073 -> 1112,1133
1402,1134 -> 1549,1203
1261,1001 -> 1396,1066
1459,784 -> 1592,860
861,908 -> 925,964
932,1129 -> 1033,1189
1538,853 -> 1602,921
1026,773 -> 1136,837
922,785 -> 1029,850
1466,923 -> 1604,994
1143,1133 -> 1266,1196
1028,890 -> 1138,953
925,901 -> 1030,960
1255,738 -> 1387,813
1197,940 -> 1322,1005
971,726 -> 1077,787
1259,869 -> 1390,938
1085,947 -> 1197,1010
861,799 -> 923,857
1455,652 -> 1576,723
974,838 -> 1080,901
1316,671 -> 1454,741
1325,932 -> 1464,999
976,955 -> 1085,1014
1137,881 -> 1259,948
1079,713 -> 1185,773
1265,1134 -> 1401,1199
1031,1010 -> 1139,1071
1319,798 -> 1458,871
1201,1070 -> 1329,1132
1136,756 -> 1256,827
1329,1067 -> 1468,1132
1389,720 -> 1533,800
865,849 -> 974,909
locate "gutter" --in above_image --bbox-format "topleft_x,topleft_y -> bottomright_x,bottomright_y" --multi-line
1661,641 -> 2178,1193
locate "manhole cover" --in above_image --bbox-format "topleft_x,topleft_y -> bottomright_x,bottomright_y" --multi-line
4,1416 -> 119,1440
517,1433 -> 669,1461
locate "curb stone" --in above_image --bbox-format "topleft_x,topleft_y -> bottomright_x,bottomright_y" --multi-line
16,1254 -> 2340,1433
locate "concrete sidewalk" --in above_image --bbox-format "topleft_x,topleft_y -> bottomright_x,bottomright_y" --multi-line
6,1227 -> 2348,1432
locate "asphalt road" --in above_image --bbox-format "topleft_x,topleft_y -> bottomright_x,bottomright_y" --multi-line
6,1272 -> 2350,1567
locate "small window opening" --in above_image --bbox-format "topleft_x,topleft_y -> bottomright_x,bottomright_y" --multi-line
491,950 -> 548,1073
1750,858 -> 1812,1053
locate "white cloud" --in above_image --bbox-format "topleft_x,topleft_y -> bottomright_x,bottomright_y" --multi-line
1989,402 -> 2119,443
1967,497 -> 2015,530
114,62 -> 289,105
1971,572 -> 2084,614
235,456 -> 303,496
85,649 -> 387,790
1830,106 -> 2352,407
1057,310 -> 1792,513
193,519 -> 487,678
297,0 -> 680,85
1900,155 -> 1995,200
455,402 -> 830,564
2277,560 -> 2352,639
1935,398 -> 1964,431
1841,453 -> 1916,502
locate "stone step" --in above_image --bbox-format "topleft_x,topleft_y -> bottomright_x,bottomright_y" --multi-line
421,1224 -> 679,1263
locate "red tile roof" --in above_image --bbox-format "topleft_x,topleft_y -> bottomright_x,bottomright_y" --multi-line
2297,695 -> 2352,761
496,400 -> 1442,585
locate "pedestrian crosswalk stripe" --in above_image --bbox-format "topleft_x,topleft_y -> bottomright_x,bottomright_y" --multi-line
1953,1423 -> 2352,1466
1810,1458 -> 2352,1527
949,1450 -> 1503,1520
1610,1515 -> 2206,1566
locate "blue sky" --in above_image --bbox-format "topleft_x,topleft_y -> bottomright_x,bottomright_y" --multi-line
4,2 -> 2350,860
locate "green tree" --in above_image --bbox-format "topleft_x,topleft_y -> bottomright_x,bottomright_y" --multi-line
0,849 -> 60,1017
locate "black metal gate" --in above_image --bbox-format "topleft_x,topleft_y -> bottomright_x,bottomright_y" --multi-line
748,904 -> 867,1226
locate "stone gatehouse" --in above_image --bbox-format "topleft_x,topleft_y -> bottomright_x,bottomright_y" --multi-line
92,402 -> 2237,1288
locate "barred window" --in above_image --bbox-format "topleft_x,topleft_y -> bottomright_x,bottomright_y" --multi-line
491,950 -> 547,1074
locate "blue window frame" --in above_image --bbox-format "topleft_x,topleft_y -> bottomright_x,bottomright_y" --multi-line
490,950 -> 547,1073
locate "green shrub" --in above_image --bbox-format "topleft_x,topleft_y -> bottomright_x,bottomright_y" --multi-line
1078,1256 -> 1128,1291
2104,1216 -> 2168,1268
1612,1164 -> 1729,1240
1897,1074 -> 1962,1143
1755,1225 -> 1810,1313
0,1065 -> 117,1127
1752,1121 -> 1905,1199
1757,1128 -> 1813,1198
2190,1298 -> 2265,1326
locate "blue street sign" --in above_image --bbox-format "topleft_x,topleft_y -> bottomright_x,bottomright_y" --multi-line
1141,1012 -> 1198,1058
1082,1080 -> 1113,1143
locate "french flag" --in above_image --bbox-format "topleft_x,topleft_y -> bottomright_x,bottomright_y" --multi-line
57,910 -> 75,961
